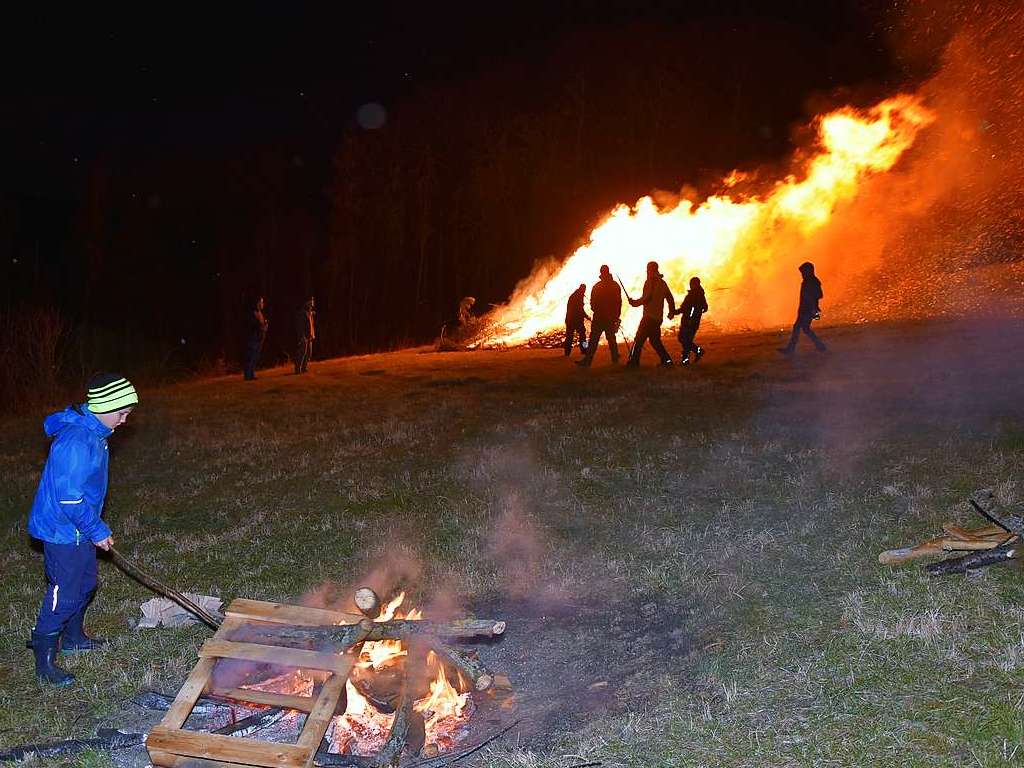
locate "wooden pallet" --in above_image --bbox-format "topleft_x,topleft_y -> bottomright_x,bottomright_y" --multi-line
147,598 -> 365,768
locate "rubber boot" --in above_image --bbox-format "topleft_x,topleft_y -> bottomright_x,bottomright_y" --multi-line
62,609 -> 108,652
30,630 -> 75,686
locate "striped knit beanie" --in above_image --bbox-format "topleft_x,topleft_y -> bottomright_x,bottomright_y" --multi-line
87,373 -> 139,414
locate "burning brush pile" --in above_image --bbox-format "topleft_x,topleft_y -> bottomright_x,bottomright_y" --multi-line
147,588 -> 508,767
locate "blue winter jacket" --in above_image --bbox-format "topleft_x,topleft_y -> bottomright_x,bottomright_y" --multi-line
27,405 -> 114,545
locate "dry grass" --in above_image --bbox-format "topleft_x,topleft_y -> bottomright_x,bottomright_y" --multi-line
2,319 -> 1024,766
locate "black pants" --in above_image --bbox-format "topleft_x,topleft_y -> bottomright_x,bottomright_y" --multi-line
295,338 -> 313,373
582,319 -> 620,363
564,319 -> 587,355
785,313 -> 826,351
629,317 -> 671,364
678,319 -> 701,360
244,338 -> 263,380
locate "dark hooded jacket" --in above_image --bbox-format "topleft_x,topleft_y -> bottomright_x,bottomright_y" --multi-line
590,274 -> 622,323
565,285 -> 588,323
798,263 -> 823,317
630,274 -> 677,322
679,284 -> 708,326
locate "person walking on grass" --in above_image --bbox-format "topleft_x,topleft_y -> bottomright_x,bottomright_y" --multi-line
243,296 -> 269,381
26,373 -> 138,686
577,265 -> 622,367
672,276 -> 709,366
778,261 -> 827,354
295,296 -> 316,374
626,261 -> 677,367
563,283 -> 589,357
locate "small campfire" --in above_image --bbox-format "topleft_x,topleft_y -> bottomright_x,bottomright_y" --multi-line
146,588 -> 508,767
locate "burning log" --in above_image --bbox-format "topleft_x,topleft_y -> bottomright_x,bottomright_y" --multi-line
350,661 -> 429,714
416,641 -> 494,692
926,542 -> 1018,576
233,617 -> 506,648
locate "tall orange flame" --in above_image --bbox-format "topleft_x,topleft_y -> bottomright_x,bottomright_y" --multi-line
474,94 -> 935,345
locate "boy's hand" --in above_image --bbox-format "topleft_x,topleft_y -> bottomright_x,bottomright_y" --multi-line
95,536 -> 114,551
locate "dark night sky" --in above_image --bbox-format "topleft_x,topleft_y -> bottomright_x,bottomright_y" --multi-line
0,1 -> 934,372
1,2 -> 904,198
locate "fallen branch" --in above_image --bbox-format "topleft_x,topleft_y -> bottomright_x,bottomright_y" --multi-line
0,729 -> 144,763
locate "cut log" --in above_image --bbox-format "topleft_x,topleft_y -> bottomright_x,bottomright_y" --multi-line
354,588 -> 381,618
235,617 -> 505,648
926,543 -> 1018,576
941,523 -> 1006,541
942,537 -> 1014,551
878,541 -> 944,566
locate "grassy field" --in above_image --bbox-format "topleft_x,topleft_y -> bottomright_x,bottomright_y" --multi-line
2,318 -> 1024,767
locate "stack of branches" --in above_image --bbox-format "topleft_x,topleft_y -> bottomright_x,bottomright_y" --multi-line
879,489 -> 1021,575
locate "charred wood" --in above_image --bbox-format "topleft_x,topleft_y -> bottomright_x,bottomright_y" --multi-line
0,729 -> 144,763
926,542 -> 1018,576
131,690 -> 226,715
211,707 -> 287,737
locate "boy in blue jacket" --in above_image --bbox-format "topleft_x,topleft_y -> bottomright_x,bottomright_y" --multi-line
27,373 -> 138,686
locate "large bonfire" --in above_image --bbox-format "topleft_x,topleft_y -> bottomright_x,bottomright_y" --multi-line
472,94 -> 936,346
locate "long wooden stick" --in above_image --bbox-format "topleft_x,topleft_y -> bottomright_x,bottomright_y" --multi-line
109,547 -> 222,629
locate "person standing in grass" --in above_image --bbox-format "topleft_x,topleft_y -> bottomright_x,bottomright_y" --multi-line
672,276 -> 709,366
626,260 -> 677,367
294,296 -> 316,374
243,296 -> 269,381
563,283 -> 590,357
778,261 -> 827,354
577,265 -> 622,367
27,373 -> 138,686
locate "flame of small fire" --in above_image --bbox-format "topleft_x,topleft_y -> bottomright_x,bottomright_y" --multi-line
329,593 -> 472,756
413,652 -> 470,730
475,94 -> 935,345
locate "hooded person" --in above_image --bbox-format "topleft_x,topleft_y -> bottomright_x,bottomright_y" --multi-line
27,373 -> 138,686
577,265 -> 622,367
673,276 -> 709,365
563,283 -> 590,357
626,261 -> 677,367
778,261 -> 827,354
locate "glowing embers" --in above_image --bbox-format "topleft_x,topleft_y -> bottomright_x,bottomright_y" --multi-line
146,596 -> 505,767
